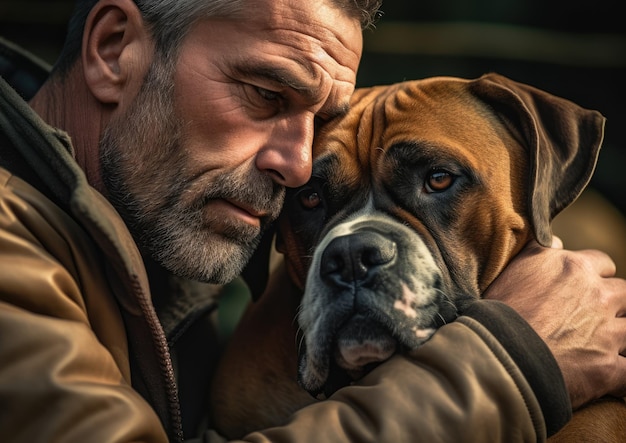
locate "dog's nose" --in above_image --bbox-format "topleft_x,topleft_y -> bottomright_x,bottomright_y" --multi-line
320,231 -> 397,286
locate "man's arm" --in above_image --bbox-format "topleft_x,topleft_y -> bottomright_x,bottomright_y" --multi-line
206,316 -> 555,442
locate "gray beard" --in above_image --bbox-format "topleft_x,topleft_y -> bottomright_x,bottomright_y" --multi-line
99,59 -> 284,283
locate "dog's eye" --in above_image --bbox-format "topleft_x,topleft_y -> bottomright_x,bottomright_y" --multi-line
298,189 -> 322,209
425,170 -> 454,193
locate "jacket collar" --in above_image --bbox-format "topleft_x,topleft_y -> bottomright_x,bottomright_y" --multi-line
0,39 -> 185,441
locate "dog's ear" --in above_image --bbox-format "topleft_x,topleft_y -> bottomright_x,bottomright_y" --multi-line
469,73 -> 605,246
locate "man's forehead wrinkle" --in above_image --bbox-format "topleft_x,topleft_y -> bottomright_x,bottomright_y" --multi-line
255,1 -> 361,80
276,23 -> 361,79
261,24 -> 356,76
239,0 -> 360,119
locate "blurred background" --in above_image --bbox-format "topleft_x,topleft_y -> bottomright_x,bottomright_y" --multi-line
1,0 -> 624,215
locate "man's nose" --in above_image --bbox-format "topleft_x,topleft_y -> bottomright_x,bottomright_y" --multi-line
256,114 -> 314,188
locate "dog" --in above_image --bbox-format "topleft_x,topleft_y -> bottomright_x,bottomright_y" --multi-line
210,73 -> 625,440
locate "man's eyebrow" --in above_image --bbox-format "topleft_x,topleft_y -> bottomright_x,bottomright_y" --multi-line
234,64 -> 315,96
233,64 -> 351,119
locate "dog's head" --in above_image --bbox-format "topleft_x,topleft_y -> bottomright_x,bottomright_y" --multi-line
274,73 -> 604,397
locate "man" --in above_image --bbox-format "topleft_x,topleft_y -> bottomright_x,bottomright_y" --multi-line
0,0 -> 624,442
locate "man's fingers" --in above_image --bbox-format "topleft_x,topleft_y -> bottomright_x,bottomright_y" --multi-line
550,243 -> 617,278
579,249 -> 618,277
616,316 -> 626,355
603,310 -> 626,398
609,355 -> 626,398
610,281 -> 626,318
521,237 -> 615,277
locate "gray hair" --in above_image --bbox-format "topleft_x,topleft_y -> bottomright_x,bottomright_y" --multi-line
53,0 -> 382,75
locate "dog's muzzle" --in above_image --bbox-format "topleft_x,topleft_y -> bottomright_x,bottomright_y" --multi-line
296,211 -> 456,398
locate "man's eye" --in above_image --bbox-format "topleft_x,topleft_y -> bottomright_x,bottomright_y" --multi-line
242,85 -> 285,119
255,86 -> 281,102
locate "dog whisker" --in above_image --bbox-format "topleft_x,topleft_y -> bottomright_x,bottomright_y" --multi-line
295,304 -> 305,318
434,288 -> 456,309
296,328 -> 306,354
436,312 -> 447,325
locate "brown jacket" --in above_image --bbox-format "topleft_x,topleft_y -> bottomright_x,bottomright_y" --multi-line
0,40 -> 570,442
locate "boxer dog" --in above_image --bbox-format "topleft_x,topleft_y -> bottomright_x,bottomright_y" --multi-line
210,73 -> 625,440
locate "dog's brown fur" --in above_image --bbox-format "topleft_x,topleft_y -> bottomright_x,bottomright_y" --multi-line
210,74 -> 626,440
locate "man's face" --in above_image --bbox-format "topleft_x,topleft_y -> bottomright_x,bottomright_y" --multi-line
100,0 -> 362,283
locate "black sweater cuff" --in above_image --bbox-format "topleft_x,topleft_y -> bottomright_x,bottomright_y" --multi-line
460,299 -> 572,436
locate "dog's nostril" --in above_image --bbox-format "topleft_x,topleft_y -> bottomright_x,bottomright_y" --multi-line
320,232 -> 397,284
362,243 -> 395,266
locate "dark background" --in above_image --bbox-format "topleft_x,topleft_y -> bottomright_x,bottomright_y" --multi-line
1,0 -> 625,214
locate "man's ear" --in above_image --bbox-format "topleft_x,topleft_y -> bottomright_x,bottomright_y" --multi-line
82,0 -> 152,105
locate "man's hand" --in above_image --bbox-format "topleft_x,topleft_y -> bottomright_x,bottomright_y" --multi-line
484,237 -> 626,409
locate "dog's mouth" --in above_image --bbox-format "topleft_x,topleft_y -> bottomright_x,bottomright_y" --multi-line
297,312 -> 434,399
298,318 -> 391,399
333,318 -> 397,373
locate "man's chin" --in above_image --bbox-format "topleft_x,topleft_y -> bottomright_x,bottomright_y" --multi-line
156,234 -> 258,284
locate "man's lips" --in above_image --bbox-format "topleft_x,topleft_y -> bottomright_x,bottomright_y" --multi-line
210,199 -> 266,227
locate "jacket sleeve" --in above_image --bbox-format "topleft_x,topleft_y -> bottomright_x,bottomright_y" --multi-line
201,300 -> 569,443
0,172 -> 170,443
